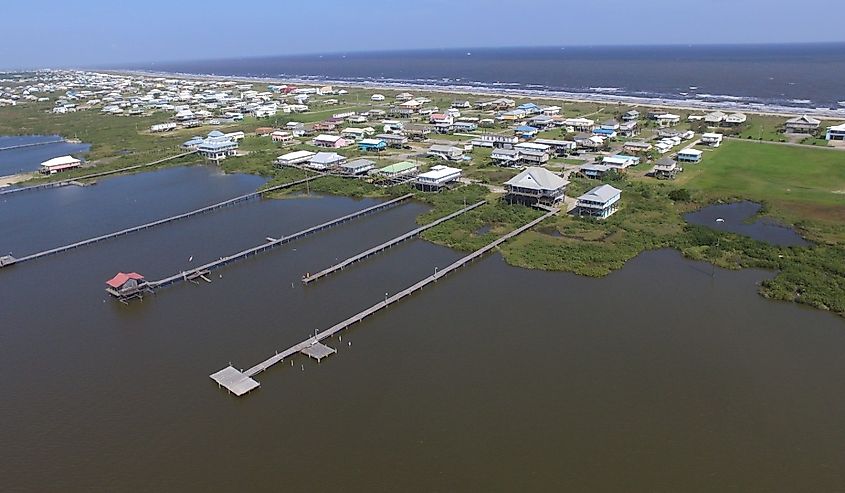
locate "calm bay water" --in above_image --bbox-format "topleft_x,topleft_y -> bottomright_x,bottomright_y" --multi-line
0,135 -> 91,177
1,165 -> 844,491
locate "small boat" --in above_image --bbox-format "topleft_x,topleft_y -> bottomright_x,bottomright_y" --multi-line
715,218 -> 725,223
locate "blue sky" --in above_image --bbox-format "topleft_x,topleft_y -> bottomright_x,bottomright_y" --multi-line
2,0 -> 844,69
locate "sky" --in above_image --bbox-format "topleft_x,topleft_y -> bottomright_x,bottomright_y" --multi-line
2,0 -> 844,69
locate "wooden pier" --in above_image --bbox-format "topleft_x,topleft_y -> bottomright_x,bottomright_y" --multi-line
147,193 -> 415,291
212,207 -> 558,396
0,138 -> 65,152
302,200 -> 486,284
0,150 -> 198,197
1,174 -> 322,268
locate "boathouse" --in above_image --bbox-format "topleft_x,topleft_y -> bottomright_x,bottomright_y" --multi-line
504,167 -> 569,205
105,272 -> 148,300
576,184 -> 621,219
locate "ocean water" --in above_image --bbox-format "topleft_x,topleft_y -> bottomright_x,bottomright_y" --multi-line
142,44 -> 845,111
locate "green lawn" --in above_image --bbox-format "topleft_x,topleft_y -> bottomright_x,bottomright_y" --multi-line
679,140 -> 845,224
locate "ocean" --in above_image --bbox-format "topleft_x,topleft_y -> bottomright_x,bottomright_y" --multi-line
139,44 -> 845,113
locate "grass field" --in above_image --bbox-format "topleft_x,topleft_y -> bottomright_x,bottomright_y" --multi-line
677,140 -> 845,226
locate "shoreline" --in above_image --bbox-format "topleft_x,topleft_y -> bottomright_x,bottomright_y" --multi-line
110,69 -> 845,120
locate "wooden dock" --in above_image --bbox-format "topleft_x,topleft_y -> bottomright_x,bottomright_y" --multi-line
0,138 -> 65,152
302,200 -> 486,284
1,174 -> 323,268
0,150 -> 198,197
212,207 -> 558,396
148,193 -> 415,291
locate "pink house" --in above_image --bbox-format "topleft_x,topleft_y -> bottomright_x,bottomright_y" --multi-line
313,134 -> 351,148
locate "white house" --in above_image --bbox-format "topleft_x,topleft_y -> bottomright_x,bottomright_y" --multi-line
701,132 -> 723,147
371,94 -> 385,102
562,117 -> 595,132
416,165 -> 462,190
307,152 -> 346,170
576,184 -> 622,219
428,144 -> 464,161
677,148 -> 704,163
40,155 -> 81,174
655,113 -> 681,127
275,150 -> 315,167
197,130 -> 238,162
825,123 -> 845,141
601,154 -> 639,169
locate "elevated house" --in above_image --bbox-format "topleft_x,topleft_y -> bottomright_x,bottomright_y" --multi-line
275,150 -> 315,167
677,148 -> 703,163
701,132 -> 724,147
618,120 -> 639,137
785,115 -> 821,134
514,142 -> 551,164
504,167 -> 569,206
105,272 -> 149,301
271,130 -> 293,144
601,154 -> 639,170
404,123 -> 433,140
579,163 -> 612,179
655,113 -> 681,127
341,127 -> 367,140
307,152 -> 346,170
376,161 -> 418,180
491,148 -> 521,166
534,138 -> 576,156
470,134 -> 519,148
40,155 -> 82,174
515,125 -> 539,139
428,144 -> 464,161
340,158 -> 376,176
313,134 -> 351,148
375,133 -> 408,148
622,110 -> 640,122
576,184 -> 621,219
575,134 -> 605,150
452,100 -> 471,109
704,111 -> 728,125
725,113 -> 747,126
826,123 -> 845,141
416,165 -> 462,191
563,117 -> 595,132
651,157 -> 679,179
452,121 -> 478,132
197,130 -> 238,162
623,141 -> 653,154
358,138 -> 387,152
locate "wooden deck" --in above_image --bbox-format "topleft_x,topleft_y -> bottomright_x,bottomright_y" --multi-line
2,174 -> 322,268
0,150 -> 198,197
215,207 -> 559,394
147,193 -> 415,291
302,200 -> 486,284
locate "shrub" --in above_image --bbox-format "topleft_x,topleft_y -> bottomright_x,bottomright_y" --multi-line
668,188 -> 692,202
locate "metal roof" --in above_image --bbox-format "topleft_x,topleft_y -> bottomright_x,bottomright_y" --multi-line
504,167 -> 569,191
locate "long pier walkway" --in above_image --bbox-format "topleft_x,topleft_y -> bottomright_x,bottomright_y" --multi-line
149,193 -> 415,290
0,138 -> 65,152
0,150 -> 198,197
211,207 -> 558,396
302,200 -> 486,284
2,174 -> 323,267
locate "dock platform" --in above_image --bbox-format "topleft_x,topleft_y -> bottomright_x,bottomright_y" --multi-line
210,366 -> 261,396
215,207 -> 559,395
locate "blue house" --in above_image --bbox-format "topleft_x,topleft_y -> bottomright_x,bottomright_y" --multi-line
358,138 -> 387,152
515,125 -> 539,139
517,103 -> 542,114
592,127 -> 617,138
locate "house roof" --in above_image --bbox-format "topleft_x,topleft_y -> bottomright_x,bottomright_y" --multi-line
379,161 -> 418,173
106,272 -> 144,288
430,144 -> 460,153
578,184 -> 621,203
41,155 -> 80,167
786,115 -> 821,125
342,158 -> 376,169
504,167 -> 569,191
310,152 -> 345,164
